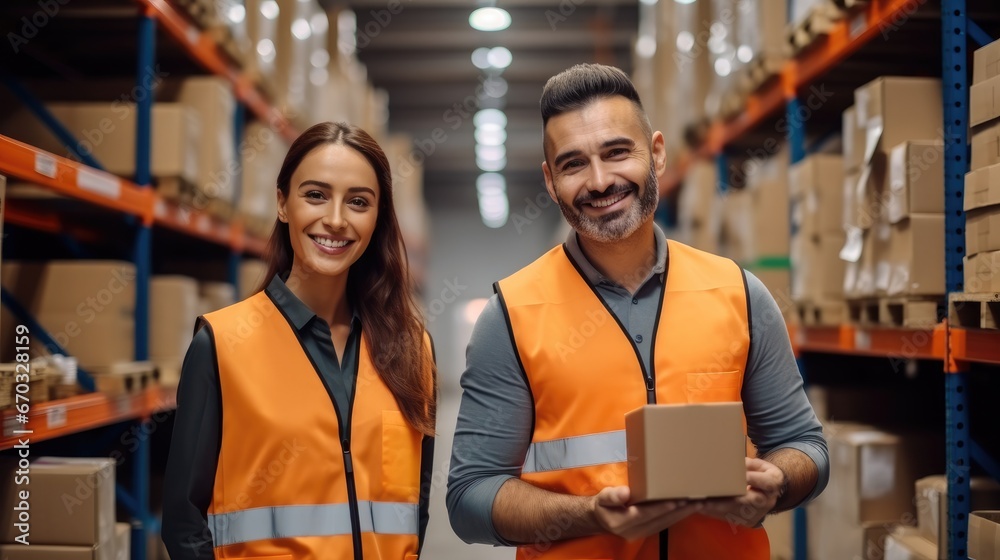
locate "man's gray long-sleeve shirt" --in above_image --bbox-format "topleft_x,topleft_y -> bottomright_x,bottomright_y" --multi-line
446,225 -> 829,546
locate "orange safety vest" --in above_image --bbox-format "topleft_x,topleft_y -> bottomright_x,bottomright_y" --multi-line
495,240 -> 770,560
201,291 -> 429,560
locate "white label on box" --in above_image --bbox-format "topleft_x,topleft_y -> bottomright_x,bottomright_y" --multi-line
34,153 -> 57,178
864,119 -> 884,166
849,13 -> 866,40
855,165 -> 872,211
889,143 -> 907,191
77,168 -> 122,199
861,445 -> 896,498
855,329 -> 871,350
856,90 -> 869,124
47,405 -> 67,429
876,261 -> 891,292
840,227 -> 864,263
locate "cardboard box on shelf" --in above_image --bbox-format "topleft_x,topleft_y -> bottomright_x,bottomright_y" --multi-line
915,476 -> 1000,557
239,259 -> 269,300
807,511 -> 891,560
1,103 -> 199,185
888,214 -> 945,296
853,153 -> 890,230
971,72 -> 1000,127
114,523 -> 129,560
721,187 -> 755,262
0,543 -> 112,560
200,282 -> 236,315
678,160 -> 723,254
965,250 -> 1000,293
966,162 -> 1000,212
625,403 -> 746,502
748,267 -> 793,317
888,141 -> 945,224
975,38 -> 1000,84
828,426 -> 944,526
853,77 -> 942,159
967,208 -> 1000,258
969,511 -> 1000,560
150,275 -> 199,386
884,527 -> 937,560
0,458 -> 115,554
790,154 -> 844,235
971,119 -> 1000,171
749,149 -> 791,256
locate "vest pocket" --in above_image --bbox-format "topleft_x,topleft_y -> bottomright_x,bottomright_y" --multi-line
685,371 -> 741,402
382,410 -> 421,501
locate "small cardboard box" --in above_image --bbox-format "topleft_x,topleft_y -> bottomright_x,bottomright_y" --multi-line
965,162 -> 1000,212
790,154 -> 844,235
915,475 -> 1000,558
972,119 -> 1000,171
888,214 -> 945,296
884,527 -> 937,560
888,141 -> 945,224
969,511 -> 1000,560
854,77 -> 942,159
625,403 -> 746,502
975,38 -> 1000,84
0,458 -> 115,553
964,250 -> 1000,293
971,73 -> 1000,128
967,208 -> 1000,258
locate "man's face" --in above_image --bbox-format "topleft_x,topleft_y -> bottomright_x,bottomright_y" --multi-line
542,97 -> 665,244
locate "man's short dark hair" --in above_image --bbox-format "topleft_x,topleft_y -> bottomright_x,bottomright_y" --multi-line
540,63 -> 652,139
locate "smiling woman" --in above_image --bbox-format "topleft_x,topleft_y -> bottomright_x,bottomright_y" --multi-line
162,122 -> 438,560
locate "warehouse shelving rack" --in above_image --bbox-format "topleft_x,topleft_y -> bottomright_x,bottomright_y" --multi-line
664,0 -> 1000,557
0,1 -> 299,557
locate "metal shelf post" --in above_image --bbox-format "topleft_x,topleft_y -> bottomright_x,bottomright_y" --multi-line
943,2 -> 972,558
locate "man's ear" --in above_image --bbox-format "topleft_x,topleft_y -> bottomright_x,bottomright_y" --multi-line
651,131 -> 667,177
542,161 -> 558,203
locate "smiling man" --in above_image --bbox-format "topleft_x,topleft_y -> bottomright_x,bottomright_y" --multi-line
446,64 -> 829,559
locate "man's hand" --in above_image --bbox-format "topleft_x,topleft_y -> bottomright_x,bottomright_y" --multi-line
592,486 -> 701,541
699,458 -> 786,528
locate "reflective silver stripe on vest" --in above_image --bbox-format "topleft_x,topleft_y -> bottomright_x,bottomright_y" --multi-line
207,501 -> 420,547
521,430 -> 628,474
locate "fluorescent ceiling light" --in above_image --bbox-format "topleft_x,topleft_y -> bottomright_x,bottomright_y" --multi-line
476,144 -> 506,162
292,19 -> 312,41
474,109 -> 507,129
472,47 -> 491,69
477,156 -> 507,172
470,7 -> 511,31
260,1 -> 279,20
475,127 -> 507,146
487,47 -> 512,69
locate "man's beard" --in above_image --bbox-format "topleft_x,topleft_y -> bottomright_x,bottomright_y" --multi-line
556,162 -> 659,243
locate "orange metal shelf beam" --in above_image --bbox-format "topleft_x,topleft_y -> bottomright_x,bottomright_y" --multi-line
4,201 -> 105,244
793,0 -> 921,90
0,135 -> 154,223
0,385 -> 176,451
135,0 -> 299,143
948,328 -> 1000,372
790,322 -> 946,361
152,197 -> 233,247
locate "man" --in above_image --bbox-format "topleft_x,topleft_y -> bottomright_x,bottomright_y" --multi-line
446,64 -> 828,559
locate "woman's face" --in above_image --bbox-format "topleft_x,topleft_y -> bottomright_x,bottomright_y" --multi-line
277,143 -> 380,280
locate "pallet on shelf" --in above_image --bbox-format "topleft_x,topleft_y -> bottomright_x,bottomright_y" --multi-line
949,292 -> 1000,330
878,297 -> 943,329
795,299 -> 848,326
786,4 -> 842,55
88,361 -> 159,398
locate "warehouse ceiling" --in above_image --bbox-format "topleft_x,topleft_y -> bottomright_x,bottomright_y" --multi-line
335,0 -> 640,205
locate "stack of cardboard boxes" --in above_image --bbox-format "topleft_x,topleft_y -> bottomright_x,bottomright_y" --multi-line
965,38 -> 1000,294
839,77 -> 945,326
0,458 -> 129,560
745,149 -> 793,314
790,153 -> 846,323
678,160 -> 723,254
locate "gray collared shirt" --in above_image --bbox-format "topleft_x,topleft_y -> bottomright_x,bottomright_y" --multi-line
446,225 -> 829,546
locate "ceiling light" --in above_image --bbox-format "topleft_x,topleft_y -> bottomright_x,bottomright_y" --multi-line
292,19 -> 312,41
478,191 -> 509,228
311,49 -> 329,68
257,39 -> 276,62
676,31 -> 694,53
227,4 -> 245,24
260,0 -> 279,20
487,47 -> 512,69
482,76 -> 508,98
470,7 -> 511,31
474,109 -> 507,129
310,67 -> 328,86
476,144 -> 506,162
737,45 -> 753,63
310,13 -> 329,35
674,0 -> 696,4
477,156 -> 507,172
639,0 -> 658,4
476,173 -> 507,196
636,36 -> 656,58
714,58 -> 732,77
472,47 -> 491,69
475,127 -> 507,146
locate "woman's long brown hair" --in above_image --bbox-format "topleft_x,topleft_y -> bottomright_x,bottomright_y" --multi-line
258,122 -> 435,436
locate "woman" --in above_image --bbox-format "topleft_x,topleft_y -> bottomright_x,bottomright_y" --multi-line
162,122 -> 437,560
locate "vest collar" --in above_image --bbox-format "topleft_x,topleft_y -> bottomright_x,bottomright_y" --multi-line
563,224 -> 669,289
265,274 -> 361,332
